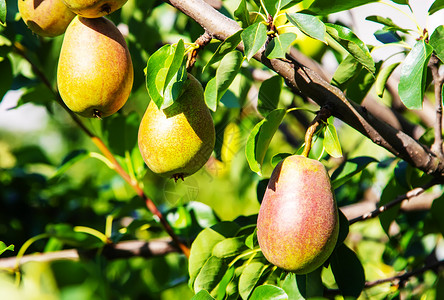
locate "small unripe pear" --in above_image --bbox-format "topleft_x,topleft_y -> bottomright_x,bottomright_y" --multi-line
257,155 -> 339,274
18,0 -> 76,37
138,74 -> 215,180
62,0 -> 128,18
57,16 -> 133,118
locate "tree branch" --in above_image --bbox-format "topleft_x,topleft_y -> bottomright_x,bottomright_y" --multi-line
164,0 -> 444,177
429,54 -> 444,158
0,239 -> 179,270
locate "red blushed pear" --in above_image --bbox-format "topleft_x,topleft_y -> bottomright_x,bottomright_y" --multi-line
18,0 -> 76,37
62,0 -> 128,18
57,16 -> 133,118
257,155 -> 339,274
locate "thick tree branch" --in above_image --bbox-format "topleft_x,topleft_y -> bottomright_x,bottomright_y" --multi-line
429,54 -> 444,158
0,239 -> 179,270
165,0 -> 444,177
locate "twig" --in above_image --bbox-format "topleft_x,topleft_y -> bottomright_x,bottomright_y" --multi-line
0,239 -> 179,270
186,31 -> 212,71
349,181 -> 437,225
429,54 -> 444,158
12,43 -> 191,258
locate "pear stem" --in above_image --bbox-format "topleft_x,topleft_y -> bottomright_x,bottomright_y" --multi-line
301,105 -> 332,158
186,31 -> 212,71
12,43 -> 191,258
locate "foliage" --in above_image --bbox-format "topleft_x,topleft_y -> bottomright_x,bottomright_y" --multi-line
1,0 -> 444,299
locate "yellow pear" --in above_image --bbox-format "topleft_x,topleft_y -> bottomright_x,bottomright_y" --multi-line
57,16 -> 133,118
138,74 -> 215,180
62,0 -> 128,18
18,0 -> 76,37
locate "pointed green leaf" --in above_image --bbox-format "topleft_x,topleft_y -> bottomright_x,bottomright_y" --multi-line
234,0 -> 250,28
257,75 -> 283,116
346,60 -> 382,104
323,123 -> 342,158
308,0 -> 378,15
379,177 -> 407,235
0,242 -> 14,256
265,32 -> 297,59
204,78 -> 218,111
296,268 -> 324,298
0,56 -> 12,102
192,290 -> 216,300
330,244 -> 365,298
250,285 -> 288,300
203,30 -> 242,72
246,109 -> 286,175
194,256 -> 228,293
52,150 -> 89,178
239,262 -> 268,300
331,156 -> 378,189
331,54 -> 362,90
376,62 -> 400,97
365,15 -> 410,33
162,40 -> 187,108
212,236 -> 248,258
271,153 -> 292,167
398,40 -> 433,109
0,0 -> 5,25
241,22 -> 268,61
429,0 -> 444,15
146,44 -> 171,108
325,23 -> 375,73
430,25 -> 444,63
286,13 -> 326,42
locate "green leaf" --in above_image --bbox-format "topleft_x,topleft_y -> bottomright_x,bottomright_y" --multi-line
192,290 -> 216,300
239,262 -> 268,300
0,242 -> 14,256
271,153 -> 292,167
204,50 -> 243,111
256,178 -> 269,204
346,60 -> 382,104
241,22 -> 268,61
0,57 -> 12,102
296,268 -> 324,298
146,44 -> 171,107
13,145 -> 53,167
375,62 -> 400,97
379,177 -> 407,235
249,285 -> 288,300
265,33 -> 297,59
331,54 -> 362,90
46,224 -> 105,249
336,209 -> 349,247
189,222 -> 241,288
331,156 -> 378,189
257,75 -> 283,116
103,112 -> 139,157
234,0 -> 250,28
162,40 -> 187,108
430,25 -> 444,63
193,256 -> 228,293
325,23 -> 375,73
431,194 -> 444,235
212,236 -> 248,258
203,30 -> 242,72
52,150 -> 89,178
0,0 -> 5,25
216,266 -> 235,300
308,0 -> 378,15
398,40 -> 433,109
429,0 -> 444,15
330,244 -> 365,298
17,84 -> 55,109
286,13 -> 326,42
323,123 -> 342,158
365,15 -> 410,34
245,109 -> 286,175
281,274 -> 304,300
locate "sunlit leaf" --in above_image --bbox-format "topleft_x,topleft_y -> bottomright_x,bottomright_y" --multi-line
46,224 -> 105,249
376,62 -> 400,97
250,285 -> 288,300
191,290 -> 216,300
365,15 -> 410,33
212,236 -> 248,258
146,44 -> 171,108
331,54 -> 362,90
0,242 -> 14,256
430,25 -> 444,63
239,262 -> 268,299
286,13 -> 326,42
241,22 -> 268,61
308,0 -> 378,15
52,150 -> 89,178
203,30 -> 242,72
331,156 -> 378,189
325,23 -> 375,73
323,123 -> 342,158
193,256 -> 227,293
245,109 -> 286,175
265,32 -> 297,59
429,0 -> 444,15
216,266 -> 235,300
234,0 -> 250,28
398,40 -> 433,109
0,0 -> 5,25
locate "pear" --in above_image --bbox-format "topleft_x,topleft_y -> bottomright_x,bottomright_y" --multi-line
257,155 -> 339,274
57,16 -> 133,118
62,0 -> 128,18
138,74 -> 215,180
18,0 -> 76,37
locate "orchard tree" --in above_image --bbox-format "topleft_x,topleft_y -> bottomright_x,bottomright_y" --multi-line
0,0 -> 444,299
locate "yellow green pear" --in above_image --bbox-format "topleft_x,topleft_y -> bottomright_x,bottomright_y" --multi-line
138,74 -> 215,180
57,16 -> 133,118
62,0 -> 128,18
18,0 -> 76,37
257,155 -> 339,274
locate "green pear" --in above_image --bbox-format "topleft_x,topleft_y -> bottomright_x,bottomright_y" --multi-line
18,0 -> 76,37
57,16 -> 133,118
138,74 -> 215,180
257,155 -> 339,274
62,0 -> 128,18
